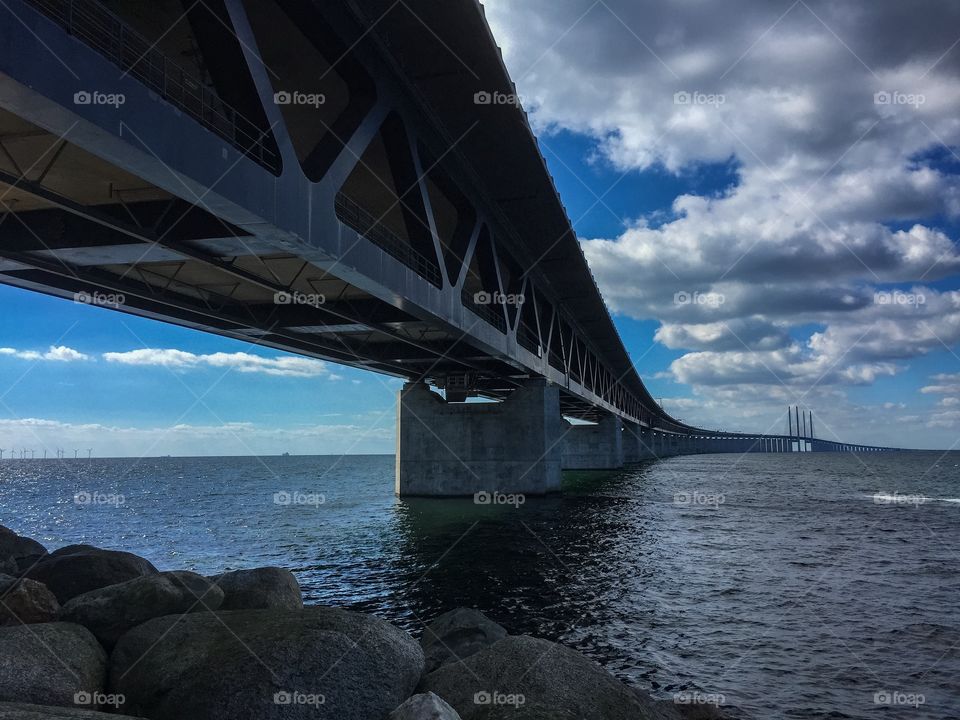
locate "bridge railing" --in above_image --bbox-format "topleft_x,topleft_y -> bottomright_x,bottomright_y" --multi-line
24,0 -> 281,174
335,192 -> 443,288
516,323 -> 541,356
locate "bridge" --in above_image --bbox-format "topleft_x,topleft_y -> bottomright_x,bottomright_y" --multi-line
0,0 -> 898,495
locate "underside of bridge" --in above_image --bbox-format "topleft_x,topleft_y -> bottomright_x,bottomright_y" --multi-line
0,0 -> 899,495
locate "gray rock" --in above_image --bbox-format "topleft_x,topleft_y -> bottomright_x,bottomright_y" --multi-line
0,702 -> 146,719
110,607 -> 424,720
0,575 -> 60,625
0,623 -> 106,708
60,571 -> 223,648
24,546 -> 157,604
0,528 -> 46,567
390,692 -> 461,720
422,635 -> 684,720
421,608 -> 507,673
0,559 -> 17,577
211,567 -> 302,610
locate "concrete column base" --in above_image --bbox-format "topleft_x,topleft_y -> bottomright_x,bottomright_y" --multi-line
561,413 -> 624,469
396,379 -> 564,497
623,422 -> 656,463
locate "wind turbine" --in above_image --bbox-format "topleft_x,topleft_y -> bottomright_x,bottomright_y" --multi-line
73,449 -> 79,459
86,449 -> 92,460
0,449 -> 4,460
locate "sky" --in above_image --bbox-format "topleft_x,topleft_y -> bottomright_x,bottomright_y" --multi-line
2,0 -> 960,455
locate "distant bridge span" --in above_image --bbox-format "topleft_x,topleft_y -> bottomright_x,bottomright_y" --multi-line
0,0 -> 899,494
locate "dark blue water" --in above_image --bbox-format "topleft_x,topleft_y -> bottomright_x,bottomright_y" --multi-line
2,452 -> 958,719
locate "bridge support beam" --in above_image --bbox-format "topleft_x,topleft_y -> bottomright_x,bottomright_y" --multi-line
396,379 -> 564,496
623,422 -> 655,463
562,413 -> 624,469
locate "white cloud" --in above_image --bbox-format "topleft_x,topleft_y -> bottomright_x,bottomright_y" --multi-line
921,373 -> 960,396
920,373 -> 960,428
0,416 -> 393,457
102,348 -> 330,378
0,345 -> 91,362
657,289 -> 960,386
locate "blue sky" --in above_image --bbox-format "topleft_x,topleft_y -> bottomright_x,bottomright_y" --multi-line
2,0 -> 960,454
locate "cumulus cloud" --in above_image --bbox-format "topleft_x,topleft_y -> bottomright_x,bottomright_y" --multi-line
0,345 -> 91,362
921,372 -> 960,396
102,349 -> 330,378
484,0 -> 960,440
920,372 -> 960,429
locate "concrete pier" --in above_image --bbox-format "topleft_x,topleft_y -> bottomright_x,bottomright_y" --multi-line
396,379 -> 565,496
623,422 -> 656,463
561,413 -> 624,469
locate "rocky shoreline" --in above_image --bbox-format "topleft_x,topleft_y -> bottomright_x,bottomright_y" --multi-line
1,524 -> 731,719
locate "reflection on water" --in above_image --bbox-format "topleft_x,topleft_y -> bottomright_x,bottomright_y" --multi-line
2,453 -> 958,719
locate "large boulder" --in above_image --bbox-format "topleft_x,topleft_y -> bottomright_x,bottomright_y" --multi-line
420,609 -> 507,673
0,702 -> 146,719
0,623 -> 106,708
211,567 -> 302,610
0,527 -> 46,569
110,607 -> 423,720
13,557 -> 46,577
422,636 -> 683,720
390,692 -> 461,720
60,571 -> 223,648
0,575 -> 60,626
24,546 -> 157,604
